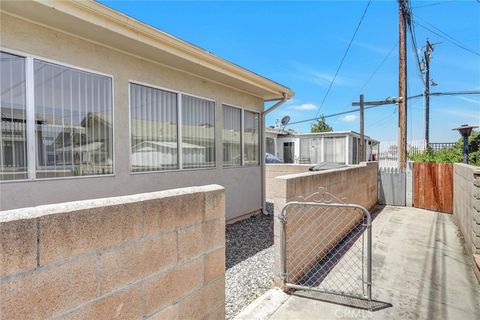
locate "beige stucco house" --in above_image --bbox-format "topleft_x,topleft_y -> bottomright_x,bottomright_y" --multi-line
0,0 -> 293,220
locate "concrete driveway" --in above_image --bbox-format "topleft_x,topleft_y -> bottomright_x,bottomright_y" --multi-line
236,206 -> 480,320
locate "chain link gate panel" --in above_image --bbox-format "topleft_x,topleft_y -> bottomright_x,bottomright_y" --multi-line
277,188 -> 372,303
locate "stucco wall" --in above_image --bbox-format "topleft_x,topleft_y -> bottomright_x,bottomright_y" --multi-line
272,162 -> 378,286
0,185 -> 226,319
453,163 -> 480,254
0,13 -> 263,220
265,164 -> 311,202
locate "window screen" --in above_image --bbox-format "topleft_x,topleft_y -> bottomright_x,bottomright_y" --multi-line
0,52 -> 27,180
182,95 -> 215,169
130,83 -> 178,172
266,137 -> 275,155
34,60 -> 113,178
244,110 -> 259,165
222,105 -> 241,167
323,136 -> 346,163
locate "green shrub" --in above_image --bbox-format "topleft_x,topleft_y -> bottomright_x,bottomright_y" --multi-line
409,130 -> 480,166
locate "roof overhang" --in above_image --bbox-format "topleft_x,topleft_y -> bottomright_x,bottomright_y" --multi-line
1,0 -> 294,101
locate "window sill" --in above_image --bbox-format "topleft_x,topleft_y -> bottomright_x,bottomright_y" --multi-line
0,173 -> 116,184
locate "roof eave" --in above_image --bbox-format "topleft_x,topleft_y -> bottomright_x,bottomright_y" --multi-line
1,0 -> 293,101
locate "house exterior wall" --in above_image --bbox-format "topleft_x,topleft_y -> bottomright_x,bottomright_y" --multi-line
0,13 -> 263,220
0,185 -> 226,319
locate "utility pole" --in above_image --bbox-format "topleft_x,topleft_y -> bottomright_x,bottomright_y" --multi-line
423,39 -> 434,146
398,0 -> 408,169
352,96 -> 401,162
359,94 -> 365,162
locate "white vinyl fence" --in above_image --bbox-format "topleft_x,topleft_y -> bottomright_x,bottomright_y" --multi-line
378,140 -> 426,168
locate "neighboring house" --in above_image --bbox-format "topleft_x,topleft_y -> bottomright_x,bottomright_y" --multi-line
0,0 -> 293,220
266,128 -> 379,165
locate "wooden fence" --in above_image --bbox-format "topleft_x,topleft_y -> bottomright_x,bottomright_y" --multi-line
413,163 -> 453,213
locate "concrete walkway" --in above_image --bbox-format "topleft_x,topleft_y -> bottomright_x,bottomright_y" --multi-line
236,206 -> 480,320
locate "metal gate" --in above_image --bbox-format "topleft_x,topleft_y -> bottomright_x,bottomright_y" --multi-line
277,188 -> 372,302
378,167 -> 406,206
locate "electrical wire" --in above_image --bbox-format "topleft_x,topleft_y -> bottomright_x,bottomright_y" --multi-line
314,0 -> 372,117
367,107 -> 397,128
411,1 -> 456,9
405,1 -> 426,85
356,42 -> 398,94
413,17 -> 480,57
284,90 -> 480,127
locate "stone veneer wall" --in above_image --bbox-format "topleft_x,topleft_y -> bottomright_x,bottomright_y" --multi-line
0,185 -> 226,320
272,162 -> 378,286
453,163 -> 480,255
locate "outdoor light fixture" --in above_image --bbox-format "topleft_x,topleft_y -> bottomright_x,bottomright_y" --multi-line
452,124 -> 478,164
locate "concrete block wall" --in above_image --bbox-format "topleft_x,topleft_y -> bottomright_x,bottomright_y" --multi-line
453,163 -> 480,255
272,162 -> 378,287
265,164 -> 312,202
0,185 -> 226,320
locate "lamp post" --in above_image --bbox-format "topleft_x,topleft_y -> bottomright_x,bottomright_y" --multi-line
452,124 -> 478,164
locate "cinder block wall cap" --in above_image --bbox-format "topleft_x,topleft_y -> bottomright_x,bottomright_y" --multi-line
0,184 -> 224,223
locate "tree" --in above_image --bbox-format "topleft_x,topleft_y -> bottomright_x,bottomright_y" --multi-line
310,115 -> 333,133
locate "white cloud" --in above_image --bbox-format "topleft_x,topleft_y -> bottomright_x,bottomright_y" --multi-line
337,37 -> 391,55
290,63 -> 353,88
439,107 -> 480,119
307,70 -> 351,87
288,103 -> 318,111
456,96 -> 480,105
342,114 -> 358,122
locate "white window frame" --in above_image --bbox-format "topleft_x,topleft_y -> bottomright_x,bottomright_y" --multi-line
0,47 -> 115,183
222,103 -> 261,168
128,80 -> 216,174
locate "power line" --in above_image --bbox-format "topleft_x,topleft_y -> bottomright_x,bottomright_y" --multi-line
370,108 -> 398,128
409,90 -> 480,99
357,42 -> 398,94
286,90 -> 480,126
411,1 -> 456,9
413,17 -> 480,57
314,0 -> 372,117
405,2 -> 426,85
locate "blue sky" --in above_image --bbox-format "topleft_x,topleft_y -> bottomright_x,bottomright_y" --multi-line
101,0 -> 480,142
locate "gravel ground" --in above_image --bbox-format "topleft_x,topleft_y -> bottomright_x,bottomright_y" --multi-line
225,203 -> 274,319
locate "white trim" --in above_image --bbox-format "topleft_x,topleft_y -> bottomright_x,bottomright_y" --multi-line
0,47 -> 116,182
